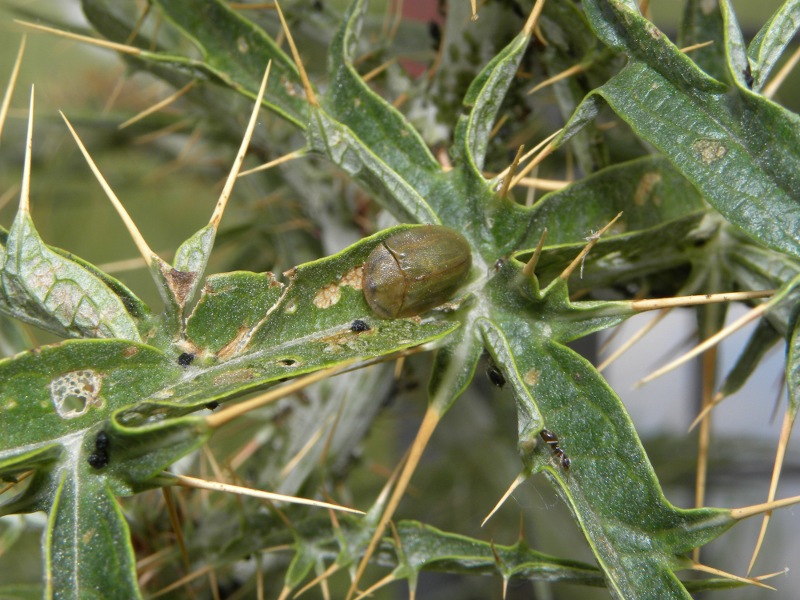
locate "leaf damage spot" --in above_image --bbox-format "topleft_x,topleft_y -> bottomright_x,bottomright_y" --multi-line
237,36 -> 249,53
312,266 -> 365,310
692,139 -> 727,165
216,326 -> 251,360
634,172 -> 662,206
50,369 -> 104,419
523,368 -> 539,386
164,268 -> 198,307
213,368 -> 257,386
314,283 -> 341,308
645,22 -> 662,39
341,265 -> 364,290
122,346 -> 139,358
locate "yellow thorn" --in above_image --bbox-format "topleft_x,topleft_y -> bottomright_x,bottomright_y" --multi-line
488,113 -> 509,141
16,20 -> 143,55
238,148 -> 306,177
19,86 -> 34,215
206,360 -> 355,429
60,111 -> 157,267
496,129 -> 561,182
693,347 -> 716,563
124,2 -> 152,46
764,43 -> 800,98
230,2 -> 277,8
496,145 -> 525,200
636,303 -> 768,387
629,290 -> 774,311
162,487 -> 190,571
597,309 -> 670,373
692,563 -> 775,591
210,60 -> 272,229
746,409 -> 796,575
0,34 -> 25,144
168,472 -> 364,515
688,390 -> 724,432
149,564 -> 215,599
522,228 -> 548,278
118,81 -> 197,130
679,40 -> 714,53
522,0 -> 547,37
513,177 -> 569,191
528,63 -> 585,96
0,183 -> 20,213
559,212 -> 623,281
346,406 -> 442,599
279,418 -> 331,479
482,473 -> 526,527
273,1 -> 318,106
352,573 -> 396,600
730,492 -> 800,520
362,58 -> 396,83
293,562 -> 341,599
509,142 -> 557,191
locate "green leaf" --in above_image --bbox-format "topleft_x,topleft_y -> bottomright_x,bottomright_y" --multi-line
722,236 -> 800,331
393,521 -> 604,585
0,339 -> 178,458
718,0 -> 751,89
717,318 -> 782,400
787,314 -> 800,415
45,474 -> 140,600
495,330 -> 732,598
168,223 -> 216,320
678,0 -> 727,82
478,320 -> 542,447
82,0 -> 309,128
747,0 -> 800,91
456,23 -> 531,173
426,323 -> 482,415
1,212 -> 142,342
580,0 -> 800,259
308,0 -> 442,224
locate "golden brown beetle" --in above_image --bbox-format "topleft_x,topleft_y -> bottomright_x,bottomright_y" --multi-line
363,225 -> 472,319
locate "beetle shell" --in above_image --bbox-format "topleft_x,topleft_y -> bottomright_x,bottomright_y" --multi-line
363,226 -> 472,319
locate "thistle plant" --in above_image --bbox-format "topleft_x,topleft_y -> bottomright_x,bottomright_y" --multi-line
2,1 -> 800,598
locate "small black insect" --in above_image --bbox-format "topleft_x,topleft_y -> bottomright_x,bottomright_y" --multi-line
87,452 -> 109,469
539,428 -> 558,446
88,431 -> 110,470
205,401 -> 219,411
743,62 -> 754,88
539,428 -> 570,470
486,364 -> 506,388
428,21 -> 442,51
350,319 -> 370,333
95,431 -> 109,451
177,352 -> 195,367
